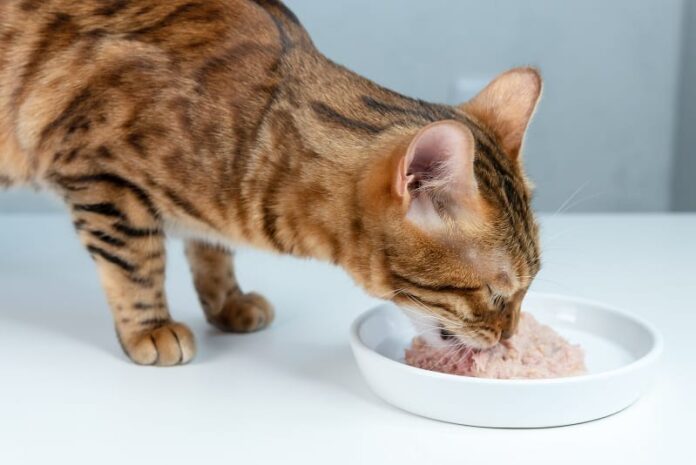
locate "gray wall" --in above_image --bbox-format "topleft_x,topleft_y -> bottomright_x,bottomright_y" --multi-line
674,0 -> 696,211
0,0 -> 690,212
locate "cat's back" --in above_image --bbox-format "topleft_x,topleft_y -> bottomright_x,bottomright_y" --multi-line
0,0 -> 309,181
0,0 -> 296,79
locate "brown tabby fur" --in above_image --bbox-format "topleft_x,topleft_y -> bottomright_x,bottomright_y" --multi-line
0,0 -> 542,365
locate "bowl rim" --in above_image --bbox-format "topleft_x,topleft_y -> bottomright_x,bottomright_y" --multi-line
349,291 -> 664,386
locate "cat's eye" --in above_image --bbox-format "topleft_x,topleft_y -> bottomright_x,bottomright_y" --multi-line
487,284 -> 506,309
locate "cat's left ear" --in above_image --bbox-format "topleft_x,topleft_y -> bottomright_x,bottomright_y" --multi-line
461,67 -> 542,161
395,120 -> 481,229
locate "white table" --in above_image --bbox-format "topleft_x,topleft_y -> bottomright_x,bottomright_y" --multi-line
0,213 -> 693,465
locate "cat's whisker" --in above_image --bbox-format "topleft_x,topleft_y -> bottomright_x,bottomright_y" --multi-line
552,180 -> 590,217
374,287 -> 409,300
396,293 -> 496,350
559,191 -> 605,215
401,305 -> 454,328
399,295 -> 458,326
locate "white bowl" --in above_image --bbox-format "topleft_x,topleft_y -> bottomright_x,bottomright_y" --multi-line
349,292 -> 662,428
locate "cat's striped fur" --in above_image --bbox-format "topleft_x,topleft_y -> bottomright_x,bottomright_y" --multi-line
0,0 -> 542,365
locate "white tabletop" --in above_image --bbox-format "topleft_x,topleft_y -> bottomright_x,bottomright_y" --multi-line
0,213 -> 693,465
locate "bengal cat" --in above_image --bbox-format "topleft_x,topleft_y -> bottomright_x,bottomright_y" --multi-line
0,0 -> 542,366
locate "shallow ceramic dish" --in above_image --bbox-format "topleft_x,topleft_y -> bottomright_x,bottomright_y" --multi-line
349,292 -> 662,428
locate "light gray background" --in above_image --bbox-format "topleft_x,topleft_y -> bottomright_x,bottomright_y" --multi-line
674,0 -> 696,211
1,0 -> 693,212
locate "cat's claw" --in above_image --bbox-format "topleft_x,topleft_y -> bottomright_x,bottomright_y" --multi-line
122,322 -> 196,366
207,292 -> 274,333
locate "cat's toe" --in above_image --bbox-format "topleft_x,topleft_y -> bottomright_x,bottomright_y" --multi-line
208,291 -> 274,333
123,322 -> 196,366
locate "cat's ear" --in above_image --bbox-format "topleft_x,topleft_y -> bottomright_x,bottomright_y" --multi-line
462,67 -> 542,161
395,120 -> 481,229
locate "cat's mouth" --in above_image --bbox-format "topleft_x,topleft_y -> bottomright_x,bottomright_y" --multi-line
405,309 -> 499,350
438,324 -> 501,350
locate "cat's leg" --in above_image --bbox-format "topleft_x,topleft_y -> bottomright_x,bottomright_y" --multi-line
57,174 -> 195,366
185,240 -> 274,332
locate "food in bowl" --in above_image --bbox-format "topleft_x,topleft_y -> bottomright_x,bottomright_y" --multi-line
404,313 -> 586,379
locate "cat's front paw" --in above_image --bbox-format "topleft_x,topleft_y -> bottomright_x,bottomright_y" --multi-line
122,322 -> 196,366
207,292 -> 274,333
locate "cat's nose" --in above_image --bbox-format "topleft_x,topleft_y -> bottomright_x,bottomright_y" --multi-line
500,291 -> 524,339
501,321 -> 517,340
500,313 -> 517,340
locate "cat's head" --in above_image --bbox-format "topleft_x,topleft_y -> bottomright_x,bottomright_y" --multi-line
356,67 -> 542,349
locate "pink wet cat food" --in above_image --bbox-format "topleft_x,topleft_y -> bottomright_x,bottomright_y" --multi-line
404,313 -> 586,379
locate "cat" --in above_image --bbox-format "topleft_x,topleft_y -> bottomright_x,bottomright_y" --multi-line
0,0 -> 542,365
